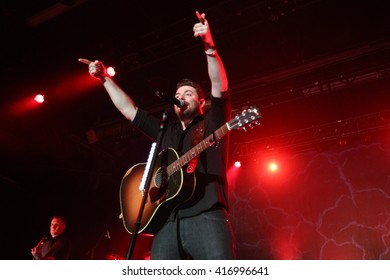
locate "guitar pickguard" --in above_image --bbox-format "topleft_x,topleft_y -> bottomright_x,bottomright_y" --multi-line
149,167 -> 168,204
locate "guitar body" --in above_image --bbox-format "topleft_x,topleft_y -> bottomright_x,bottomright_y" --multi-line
120,148 -> 195,234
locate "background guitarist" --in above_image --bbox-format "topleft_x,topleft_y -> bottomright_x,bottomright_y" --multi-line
80,11 -> 236,260
31,216 -> 72,260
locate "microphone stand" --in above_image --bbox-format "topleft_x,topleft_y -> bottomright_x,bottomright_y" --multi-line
125,105 -> 171,260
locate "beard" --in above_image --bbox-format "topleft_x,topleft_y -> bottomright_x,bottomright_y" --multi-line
176,105 -> 201,121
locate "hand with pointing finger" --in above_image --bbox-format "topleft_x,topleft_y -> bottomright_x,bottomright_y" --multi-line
193,12 -> 214,49
78,58 -> 107,80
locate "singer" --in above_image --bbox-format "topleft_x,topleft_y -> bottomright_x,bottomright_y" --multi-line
79,11 -> 236,260
31,216 -> 72,260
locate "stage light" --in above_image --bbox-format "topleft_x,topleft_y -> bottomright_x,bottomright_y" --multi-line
34,94 -> 45,103
269,162 -> 278,172
234,161 -> 241,168
107,67 -> 116,77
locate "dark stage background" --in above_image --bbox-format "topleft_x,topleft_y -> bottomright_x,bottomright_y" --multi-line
1,0 -> 390,259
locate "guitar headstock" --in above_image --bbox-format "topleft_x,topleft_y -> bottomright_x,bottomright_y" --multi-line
228,106 -> 261,131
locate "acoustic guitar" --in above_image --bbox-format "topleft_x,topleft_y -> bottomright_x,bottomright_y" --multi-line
120,106 -> 261,234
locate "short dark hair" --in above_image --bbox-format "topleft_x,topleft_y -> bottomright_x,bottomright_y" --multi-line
176,78 -> 205,99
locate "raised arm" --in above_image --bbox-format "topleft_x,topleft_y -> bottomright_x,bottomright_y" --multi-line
78,59 -> 138,121
193,12 -> 228,98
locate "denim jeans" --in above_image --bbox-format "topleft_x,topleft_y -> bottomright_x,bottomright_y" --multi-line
151,208 -> 236,259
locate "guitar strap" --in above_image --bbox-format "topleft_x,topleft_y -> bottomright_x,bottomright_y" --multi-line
186,119 -> 205,173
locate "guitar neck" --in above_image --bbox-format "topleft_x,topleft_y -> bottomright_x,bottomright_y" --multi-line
167,123 -> 229,176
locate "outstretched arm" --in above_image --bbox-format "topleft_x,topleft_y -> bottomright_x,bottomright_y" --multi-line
78,59 -> 138,121
193,12 -> 228,98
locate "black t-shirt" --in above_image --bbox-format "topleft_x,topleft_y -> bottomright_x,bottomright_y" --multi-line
132,95 -> 232,218
37,234 -> 72,260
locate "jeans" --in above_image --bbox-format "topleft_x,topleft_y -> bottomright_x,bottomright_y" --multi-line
151,208 -> 236,259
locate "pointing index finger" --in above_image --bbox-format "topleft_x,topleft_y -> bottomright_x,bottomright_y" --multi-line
195,11 -> 205,24
78,58 -> 93,65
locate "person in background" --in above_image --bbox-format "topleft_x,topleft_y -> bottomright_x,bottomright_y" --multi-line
31,216 -> 72,260
80,11 -> 236,259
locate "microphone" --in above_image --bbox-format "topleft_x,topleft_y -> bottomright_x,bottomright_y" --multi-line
155,91 -> 186,108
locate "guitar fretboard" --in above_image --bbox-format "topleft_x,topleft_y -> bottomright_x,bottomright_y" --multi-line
167,123 -> 229,176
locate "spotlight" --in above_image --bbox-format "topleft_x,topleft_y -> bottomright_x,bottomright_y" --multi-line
34,94 -> 45,103
268,162 -> 278,172
107,67 -> 116,77
234,161 -> 241,168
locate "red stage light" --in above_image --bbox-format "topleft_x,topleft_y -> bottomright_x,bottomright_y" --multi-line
234,161 -> 241,168
34,94 -> 45,103
269,162 -> 278,172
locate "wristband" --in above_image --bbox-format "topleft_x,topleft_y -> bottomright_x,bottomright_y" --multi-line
205,46 -> 217,57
